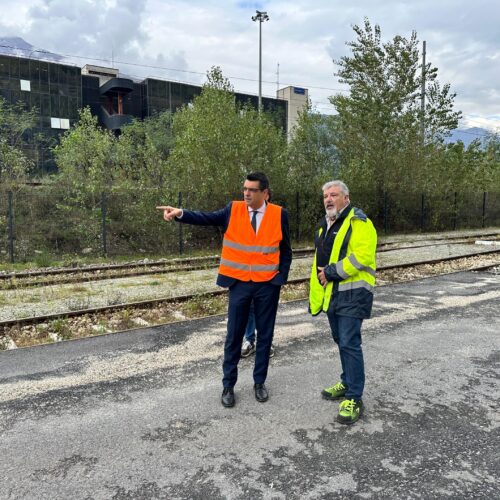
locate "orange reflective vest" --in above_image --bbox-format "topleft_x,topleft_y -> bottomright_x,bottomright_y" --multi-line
219,201 -> 282,282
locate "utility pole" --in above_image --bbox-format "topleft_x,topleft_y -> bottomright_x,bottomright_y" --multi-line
252,10 -> 269,112
276,62 -> 280,93
421,40 -> 426,144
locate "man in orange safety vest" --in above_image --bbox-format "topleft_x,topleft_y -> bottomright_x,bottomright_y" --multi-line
157,172 -> 292,407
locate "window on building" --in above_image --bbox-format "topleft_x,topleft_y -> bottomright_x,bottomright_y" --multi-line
20,79 -> 31,91
50,117 -> 61,128
9,58 -> 19,79
20,58 -> 30,80
60,118 -> 70,129
0,56 -> 9,77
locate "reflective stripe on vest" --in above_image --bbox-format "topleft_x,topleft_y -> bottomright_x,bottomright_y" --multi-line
222,238 -> 279,254
220,258 -> 279,272
219,201 -> 282,282
338,280 -> 374,292
337,254 -> 376,278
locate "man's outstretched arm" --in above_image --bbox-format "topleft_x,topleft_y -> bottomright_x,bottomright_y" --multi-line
156,203 -> 231,228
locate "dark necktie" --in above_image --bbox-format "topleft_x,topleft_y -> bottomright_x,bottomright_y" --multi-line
251,210 -> 258,233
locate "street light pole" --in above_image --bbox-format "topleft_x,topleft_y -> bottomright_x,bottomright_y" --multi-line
252,10 -> 269,113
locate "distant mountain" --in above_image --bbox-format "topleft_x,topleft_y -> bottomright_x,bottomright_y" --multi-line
445,127 -> 491,147
0,36 -> 134,78
0,36 -> 64,63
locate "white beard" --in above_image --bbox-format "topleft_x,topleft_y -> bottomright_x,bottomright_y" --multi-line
326,207 -> 338,219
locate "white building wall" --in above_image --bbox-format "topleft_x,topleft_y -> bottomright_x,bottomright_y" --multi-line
277,86 -> 308,138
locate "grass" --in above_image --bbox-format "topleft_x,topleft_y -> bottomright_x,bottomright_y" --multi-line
0,248 -> 223,273
0,281 -> 312,349
91,319 -> 109,335
115,309 -> 136,330
3,318 -> 73,348
33,252 -> 56,268
0,238 -> 321,274
180,295 -> 227,317
40,286 -> 97,301
28,295 -> 43,303
49,317 -> 73,340
69,285 -> 90,293
5,226 -> 494,273
281,282 -> 309,302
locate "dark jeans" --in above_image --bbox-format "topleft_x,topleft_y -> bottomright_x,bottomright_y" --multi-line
223,281 -> 280,388
244,302 -> 256,344
327,312 -> 365,401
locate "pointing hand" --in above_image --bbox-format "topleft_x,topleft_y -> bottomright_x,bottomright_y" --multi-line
156,206 -> 182,222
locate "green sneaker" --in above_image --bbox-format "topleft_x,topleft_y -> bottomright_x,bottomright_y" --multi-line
321,382 -> 347,400
337,398 -> 363,425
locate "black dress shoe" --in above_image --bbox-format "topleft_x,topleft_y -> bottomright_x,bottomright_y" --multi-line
221,387 -> 235,407
254,383 -> 268,402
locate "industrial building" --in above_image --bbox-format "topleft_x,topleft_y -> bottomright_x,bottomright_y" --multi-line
0,53 -> 308,174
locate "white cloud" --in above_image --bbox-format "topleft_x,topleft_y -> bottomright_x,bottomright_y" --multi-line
461,115 -> 500,134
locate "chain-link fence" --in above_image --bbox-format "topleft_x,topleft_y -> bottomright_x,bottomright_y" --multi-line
1,187 -> 499,263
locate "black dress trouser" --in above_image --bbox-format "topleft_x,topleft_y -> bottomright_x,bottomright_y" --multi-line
223,280 -> 281,388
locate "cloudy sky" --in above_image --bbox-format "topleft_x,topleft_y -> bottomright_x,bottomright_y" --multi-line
2,0 -> 499,133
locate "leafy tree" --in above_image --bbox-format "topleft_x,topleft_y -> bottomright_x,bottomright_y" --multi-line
54,107 -> 117,201
288,103 -> 339,189
285,104 -> 340,234
0,97 -> 38,189
117,110 -> 174,191
330,19 -> 462,196
481,133 -> 500,190
168,66 -> 287,208
109,112 -> 176,252
52,107 -> 118,251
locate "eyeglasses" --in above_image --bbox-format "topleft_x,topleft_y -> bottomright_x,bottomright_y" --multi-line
243,187 -> 262,193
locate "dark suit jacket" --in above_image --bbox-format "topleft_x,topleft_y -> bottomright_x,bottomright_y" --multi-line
177,202 -> 292,287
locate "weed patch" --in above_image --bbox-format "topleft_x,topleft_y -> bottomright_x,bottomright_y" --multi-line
116,309 -> 136,330
180,295 -> 226,318
49,318 -> 73,340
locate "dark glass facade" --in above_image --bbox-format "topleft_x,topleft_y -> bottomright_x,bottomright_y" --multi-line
0,54 -> 82,173
142,79 -> 203,117
82,74 -> 100,117
0,54 -> 288,175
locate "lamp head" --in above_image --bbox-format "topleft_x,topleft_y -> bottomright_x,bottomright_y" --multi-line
252,10 -> 269,21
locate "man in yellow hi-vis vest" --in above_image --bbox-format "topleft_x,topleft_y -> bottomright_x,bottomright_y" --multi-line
309,180 -> 377,425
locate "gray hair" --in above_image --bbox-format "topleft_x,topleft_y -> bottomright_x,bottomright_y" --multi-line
322,180 -> 349,195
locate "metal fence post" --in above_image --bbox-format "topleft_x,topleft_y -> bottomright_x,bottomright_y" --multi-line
295,191 -> 300,241
7,190 -> 15,264
420,193 -> 425,232
482,191 -> 487,228
383,191 -> 388,233
101,192 -> 108,257
453,191 -> 458,230
178,191 -> 183,255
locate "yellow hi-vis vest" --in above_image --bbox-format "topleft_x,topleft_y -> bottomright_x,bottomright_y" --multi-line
309,207 -> 377,315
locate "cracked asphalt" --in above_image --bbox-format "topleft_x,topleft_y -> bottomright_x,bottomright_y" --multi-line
0,270 -> 499,499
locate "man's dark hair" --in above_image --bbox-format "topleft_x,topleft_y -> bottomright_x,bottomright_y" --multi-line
246,171 -> 269,191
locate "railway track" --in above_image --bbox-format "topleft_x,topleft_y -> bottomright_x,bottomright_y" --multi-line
1,250 -> 499,332
1,233 -> 499,289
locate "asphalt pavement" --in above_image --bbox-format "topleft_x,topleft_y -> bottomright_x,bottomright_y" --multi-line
1,270 -> 499,499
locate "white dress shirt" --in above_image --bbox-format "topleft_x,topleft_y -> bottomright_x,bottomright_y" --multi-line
248,202 -> 267,233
